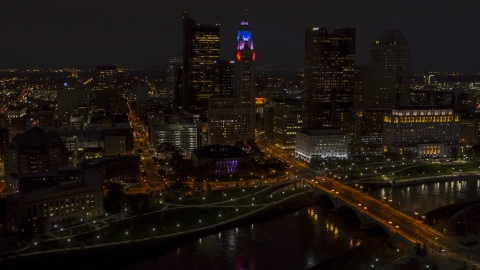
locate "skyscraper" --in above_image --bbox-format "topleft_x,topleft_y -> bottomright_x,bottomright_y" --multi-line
304,27 -> 356,138
93,65 -> 117,112
182,12 -> 220,117
364,30 -> 409,108
166,56 -> 182,108
233,20 -> 256,142
214,60 -> 235,97
208,19 -> 256,145
57,83 -> 90,115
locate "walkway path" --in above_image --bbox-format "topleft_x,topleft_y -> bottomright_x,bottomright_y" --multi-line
1,182 -> 304,259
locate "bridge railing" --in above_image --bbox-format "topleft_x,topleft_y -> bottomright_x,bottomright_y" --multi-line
308,181 -> 419,244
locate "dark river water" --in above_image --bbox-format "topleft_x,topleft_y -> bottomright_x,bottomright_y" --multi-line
129,206 -> 361,270
129,178 -> 480,270
370,178 -> 480,216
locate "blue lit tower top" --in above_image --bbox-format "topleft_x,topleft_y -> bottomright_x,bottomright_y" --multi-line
236,20 -> 253,51
237,9 -> 253,51
235,18 -> 256,62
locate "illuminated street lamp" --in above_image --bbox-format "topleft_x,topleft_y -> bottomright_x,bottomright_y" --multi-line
334,191 -> 339,208
362,206 -> 368,224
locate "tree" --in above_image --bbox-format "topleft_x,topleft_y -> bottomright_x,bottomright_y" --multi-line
105,183 -> 126,213
404,151 -> 415,160
169,153 -> 189,175
309,157 -> 323,168
436,218 -> 450,234
160,211 -> 165,226
234,141 -> 245,150
157,142 -> 177,160
35,216 -> 51,235
205,182 -> 212,193
450,147 -> 459,160
415,242 -> 422,255
421,242 -> 428,256
127,193 -> 153,211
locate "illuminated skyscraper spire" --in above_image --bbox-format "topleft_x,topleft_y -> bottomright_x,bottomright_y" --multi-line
207,14 -> 256,145
234,16 -> 256,141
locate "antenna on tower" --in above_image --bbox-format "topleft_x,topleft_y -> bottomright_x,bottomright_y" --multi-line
245,8 -> 248,22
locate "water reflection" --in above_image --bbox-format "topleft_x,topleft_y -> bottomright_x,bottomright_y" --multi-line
129,206 -> 364,270
370,179 -> 480,216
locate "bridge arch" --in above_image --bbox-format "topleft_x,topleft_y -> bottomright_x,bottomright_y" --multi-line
307,183 -> 407,243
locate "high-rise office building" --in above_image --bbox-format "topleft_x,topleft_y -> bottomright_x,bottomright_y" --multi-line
233,20 -> 256,142
182,12 -> 220,117
272,107 -> 306,150
57,83 -> 90,115
4,126 -> 69,192
364,30 -> 409,108
208,19 -> 256,145
383,106 -> 459,156
166,56 -> 182,108
214,60 -> 235,97
93,65 -> 117,111
304,27 -> 356,138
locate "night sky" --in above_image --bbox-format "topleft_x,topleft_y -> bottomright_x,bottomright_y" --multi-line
1,0 -> 479,72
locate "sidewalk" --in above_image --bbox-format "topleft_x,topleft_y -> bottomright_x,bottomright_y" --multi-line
1,183 -> 305,259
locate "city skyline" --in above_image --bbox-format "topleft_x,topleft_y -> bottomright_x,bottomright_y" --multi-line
1,0 -> 479,72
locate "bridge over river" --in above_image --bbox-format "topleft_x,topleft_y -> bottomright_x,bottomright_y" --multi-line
307,179 -> 480,268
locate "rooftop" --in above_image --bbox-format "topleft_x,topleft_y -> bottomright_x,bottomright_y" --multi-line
7,171 -> 102,200
300,127 -> 344,136
12,126 -> 65,150
375,29 -> 407,43
151,123 -> 198,131
393,105 -> 454,110
192,145 -> 248,158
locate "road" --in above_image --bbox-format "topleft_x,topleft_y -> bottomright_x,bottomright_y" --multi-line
308,179 -> 480,268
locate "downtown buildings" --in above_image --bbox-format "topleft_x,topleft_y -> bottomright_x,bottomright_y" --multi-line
304,27 -> 356,139
364,30 -> 409,108
182,11 -> 220,117
207,19 -> 257,145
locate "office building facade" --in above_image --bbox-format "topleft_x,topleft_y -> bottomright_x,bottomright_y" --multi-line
208,19 -> 256,145
304,27 -> 356,139
295,128 -> 348,162
383,106 -> 460,156
364,30 -> 409,108
182,12 -> 220,116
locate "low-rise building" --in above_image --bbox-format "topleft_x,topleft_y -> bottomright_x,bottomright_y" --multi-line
150,123 -> 201,155
84,147 -> 103,159
295,128 -> 348,162
382,106 -> 460,156
6,170 -> 103,233
4,126 -> 69,192
191,145 -> 249,174
272,107 -> 305,150
18,167 -> 84,192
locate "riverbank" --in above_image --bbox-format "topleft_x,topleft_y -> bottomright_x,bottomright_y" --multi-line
0,192 -> 316,269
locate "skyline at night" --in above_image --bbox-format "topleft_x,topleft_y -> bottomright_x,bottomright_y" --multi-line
3,2 -> 480,268
1,0 -> 479,72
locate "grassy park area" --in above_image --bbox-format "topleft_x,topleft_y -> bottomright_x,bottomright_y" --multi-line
353,161 -> 480,184
24,182 -> 307,255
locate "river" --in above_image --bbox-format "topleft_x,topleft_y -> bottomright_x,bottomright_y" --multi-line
128,205 -> 363,270
369,178 -> 480,216
128,178 -> 480,270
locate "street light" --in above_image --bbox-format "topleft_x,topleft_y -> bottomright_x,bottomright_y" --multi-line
363,206 -> 368,224
335,191 -> 339,209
